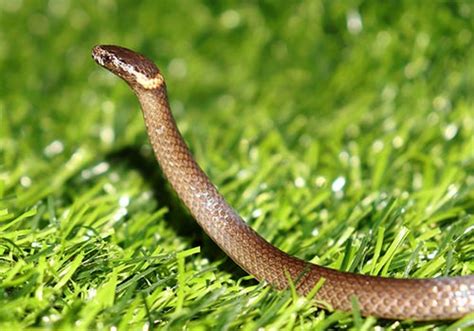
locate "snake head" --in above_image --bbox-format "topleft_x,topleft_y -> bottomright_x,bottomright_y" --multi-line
92,45 -> 164,90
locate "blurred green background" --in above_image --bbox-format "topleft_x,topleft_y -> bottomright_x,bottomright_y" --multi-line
1,1 -> 473,329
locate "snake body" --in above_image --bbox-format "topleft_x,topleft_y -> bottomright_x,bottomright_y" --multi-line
92,45 -> 474,320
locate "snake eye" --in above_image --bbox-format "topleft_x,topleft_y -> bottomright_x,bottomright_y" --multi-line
103,54 -> 112,64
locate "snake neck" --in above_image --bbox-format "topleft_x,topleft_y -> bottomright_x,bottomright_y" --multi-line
136,88 -> 223,226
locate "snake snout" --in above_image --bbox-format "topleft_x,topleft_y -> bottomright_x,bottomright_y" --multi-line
92,45 -> 111,67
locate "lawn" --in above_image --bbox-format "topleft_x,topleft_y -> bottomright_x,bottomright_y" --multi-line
1,1 -> 473,329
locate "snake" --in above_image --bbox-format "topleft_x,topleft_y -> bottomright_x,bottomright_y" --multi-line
91,44 -> 474,321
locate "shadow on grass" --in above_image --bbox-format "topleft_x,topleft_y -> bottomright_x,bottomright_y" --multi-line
106,146 -> 251,282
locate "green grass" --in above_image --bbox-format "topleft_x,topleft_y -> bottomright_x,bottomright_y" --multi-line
1,0 -> 474,329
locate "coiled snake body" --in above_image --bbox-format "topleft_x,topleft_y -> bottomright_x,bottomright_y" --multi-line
92,45 -> 474,320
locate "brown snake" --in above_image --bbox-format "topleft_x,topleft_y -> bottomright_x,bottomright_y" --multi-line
92,45 -> 474,320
